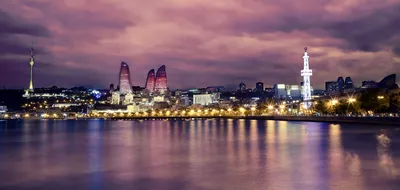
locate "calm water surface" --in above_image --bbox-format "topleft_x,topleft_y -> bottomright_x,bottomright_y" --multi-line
0,119 -> 399,190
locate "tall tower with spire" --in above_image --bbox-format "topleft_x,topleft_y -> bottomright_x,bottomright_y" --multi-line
28,42 -> 34,91
301,47 -> 312,108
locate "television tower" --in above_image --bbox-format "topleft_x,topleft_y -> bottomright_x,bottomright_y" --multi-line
28,42 -> 35,92
301,47 -> 312,108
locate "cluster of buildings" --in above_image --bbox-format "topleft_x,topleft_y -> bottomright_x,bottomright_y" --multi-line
1,45 -> 398,117
325,74 -> 397,96
107,63 -> 169,112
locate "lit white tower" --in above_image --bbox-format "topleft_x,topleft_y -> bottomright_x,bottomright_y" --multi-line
28,43 -> 34,92
301,47 -> 312,107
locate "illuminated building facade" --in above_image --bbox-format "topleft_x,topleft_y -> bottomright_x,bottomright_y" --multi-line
123,93 -> 134,105
155,65 -> 167,94
193,94 -> 220,106
111,92 -> 120,105
145,69 -> 156,93
274,84 -> 302,100
119,62 -> 133,94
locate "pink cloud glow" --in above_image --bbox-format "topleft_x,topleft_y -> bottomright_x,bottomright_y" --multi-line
0,0 -> 399,89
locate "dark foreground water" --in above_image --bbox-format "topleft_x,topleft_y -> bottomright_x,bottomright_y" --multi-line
0,119 -> 399,190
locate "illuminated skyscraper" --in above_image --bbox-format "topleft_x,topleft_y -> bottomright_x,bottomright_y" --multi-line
28,43 -> 35,92
118,62 -> 133,94
155,65 -> 167,94
145,69 -> 156,93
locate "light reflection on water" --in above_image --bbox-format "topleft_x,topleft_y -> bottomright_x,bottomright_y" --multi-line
0,119 -> 400,190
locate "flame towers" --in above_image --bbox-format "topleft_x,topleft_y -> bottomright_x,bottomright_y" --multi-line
155,65 -> 167,94
145,69 -> 156,93
119,62 -> 133,94
301,47 -> 312,107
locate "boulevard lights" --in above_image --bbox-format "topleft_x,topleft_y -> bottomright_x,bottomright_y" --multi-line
251,107 -> 256,111
348,98 -> 356,103
268,105 -> 274,110
330,99 -> 338,106
377,96 -> 384,100
239,107 -> 245,113
227,108 -> 232,112
279,105 -> 285,109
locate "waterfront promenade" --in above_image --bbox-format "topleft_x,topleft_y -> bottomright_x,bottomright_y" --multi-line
2,114 -> 399,126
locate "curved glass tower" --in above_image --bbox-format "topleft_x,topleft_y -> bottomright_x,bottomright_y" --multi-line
145,69 -> 156,93
155,65 -> 167,94
118,62 -> 133,94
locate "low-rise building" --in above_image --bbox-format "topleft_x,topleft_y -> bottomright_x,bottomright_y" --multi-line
193,93 -> 219,106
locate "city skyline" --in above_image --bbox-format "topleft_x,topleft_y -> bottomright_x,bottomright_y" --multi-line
1,0 -> 400,89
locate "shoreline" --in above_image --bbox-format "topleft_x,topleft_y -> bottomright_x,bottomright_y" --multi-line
2,116 -> 400,126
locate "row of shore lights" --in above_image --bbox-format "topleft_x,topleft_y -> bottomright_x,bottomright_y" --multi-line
327,95 -> 385,106
1,105 -> 289,119
90,106 -> 289,117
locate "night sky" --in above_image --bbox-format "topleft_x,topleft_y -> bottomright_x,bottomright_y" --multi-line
1,0 -> 399,90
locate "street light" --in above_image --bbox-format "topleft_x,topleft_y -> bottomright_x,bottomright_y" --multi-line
330,99 -> 338,106
268,105 -> 274,110
348,98 -> 356,103
377,96 -> 384,100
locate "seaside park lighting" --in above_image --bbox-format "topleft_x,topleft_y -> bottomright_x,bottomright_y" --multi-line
348,98 -> 356,103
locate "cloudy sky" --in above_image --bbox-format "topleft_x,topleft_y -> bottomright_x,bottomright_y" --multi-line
1,0 -> 399,90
